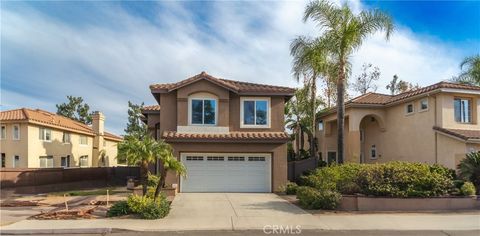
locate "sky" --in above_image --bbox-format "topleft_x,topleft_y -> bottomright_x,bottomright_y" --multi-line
1,0 -> 479,135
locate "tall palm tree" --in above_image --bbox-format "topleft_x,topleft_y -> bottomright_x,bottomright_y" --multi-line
290,36 -> 330,159
456,55 -> 480,86
303,0 -> 394,162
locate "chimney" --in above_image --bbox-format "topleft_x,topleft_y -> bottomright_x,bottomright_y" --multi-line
92,111 -> 105,135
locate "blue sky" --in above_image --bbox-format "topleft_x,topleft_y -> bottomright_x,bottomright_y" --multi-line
1,0 -> 479,135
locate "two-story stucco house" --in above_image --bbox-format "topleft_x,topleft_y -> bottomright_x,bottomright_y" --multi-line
0,108 -> 122,168
317,82 -> 480,170
142,72 -> 295,193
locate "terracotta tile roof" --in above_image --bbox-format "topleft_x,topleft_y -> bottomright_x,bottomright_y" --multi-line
349,92 -> 392,105
104,131 -> 123,141
162,131 -> 290,143
0,108 -> 122,141
433,126 -> 480,142
142,105 -> 161,112
150,71 -> 295,95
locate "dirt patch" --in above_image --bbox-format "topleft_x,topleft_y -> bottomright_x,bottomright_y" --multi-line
29,207 -> 97,220
0,200 -> 45,207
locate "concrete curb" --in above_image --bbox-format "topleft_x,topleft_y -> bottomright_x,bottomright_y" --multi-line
0,228 -> 112,235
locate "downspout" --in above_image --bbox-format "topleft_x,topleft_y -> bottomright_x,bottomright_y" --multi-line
434,94 -> 438,164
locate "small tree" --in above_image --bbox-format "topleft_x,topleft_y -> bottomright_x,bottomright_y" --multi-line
154,147 -> 186,198
125,101 -> 147,139
386,75 -> 420,95
56,96 -> 93,125
352,63 -> 380,95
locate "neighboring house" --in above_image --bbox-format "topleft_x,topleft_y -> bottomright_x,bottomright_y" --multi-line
0,108 -> 122,168
317,82 -> 480,170
142,72 -> 295,193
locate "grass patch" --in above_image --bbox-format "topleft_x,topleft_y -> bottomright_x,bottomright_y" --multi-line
49,187 -> 128,196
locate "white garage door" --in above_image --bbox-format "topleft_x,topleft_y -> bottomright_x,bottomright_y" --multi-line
180,153 -> 271,192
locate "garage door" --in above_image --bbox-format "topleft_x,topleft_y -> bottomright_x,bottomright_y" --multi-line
180,153 -> 271,192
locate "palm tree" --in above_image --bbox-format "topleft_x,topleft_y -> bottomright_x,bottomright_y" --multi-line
285,87 -> 308,158
458,152 -> 480,193
455,55 -> 480,86
290,36 -> 331,160
153,140 -> 186,198
303,0 -> 394,162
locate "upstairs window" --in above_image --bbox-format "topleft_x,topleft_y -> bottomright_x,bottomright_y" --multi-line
62,132 -> 71,144
419,98 -> 428,111
454,98 -> 472,123
190,98 -> 216,125
241,98 -> 270,128
39,128 -> 52,141
12,125 -> 20,140
405,103 -> 414,114
79,135 -> 88,145
1,125 -> 6,139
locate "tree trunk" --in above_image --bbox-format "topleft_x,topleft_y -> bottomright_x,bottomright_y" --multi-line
337,58 -> 346,164
295,125 -> 300,159
310,74 -> 317,160
300,128 -> 305,151
154,160 -> 167,199
140,161 -> 149,196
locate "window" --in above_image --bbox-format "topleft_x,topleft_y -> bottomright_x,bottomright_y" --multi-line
241,98 -> 270,128
13,155 -> 19,168
79,135 -> 88,145
186,156 -> 203,161
207,156 -> 224,161
1,153 -> 5,168
39,156 -> 54,168
1,125 -> 5,139
454,98 -> 472,123
371,145 -> 377,159
248,156 -> 265,161
318,120 -> 324,131
190,98 -> 216,125
405,103 -> 414,114
12,125 -> 20,140
327,152 -> 336,165
419,98 -> 428,111
62,132 -> 71,143
39,128 -> 52,141
61,156 -> 70,167
79,155 -> 88,167
228,156 -> 245,161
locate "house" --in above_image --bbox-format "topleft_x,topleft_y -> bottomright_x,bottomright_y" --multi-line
142,72 -> 295,192
316,82 -> 480,170
0,108 -> 122,168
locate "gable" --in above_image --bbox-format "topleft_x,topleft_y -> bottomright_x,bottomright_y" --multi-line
176,79 -> 230,100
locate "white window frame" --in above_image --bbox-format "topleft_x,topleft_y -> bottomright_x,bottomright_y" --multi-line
79,155 -> 88,167
13,155 -> 19,168
240,97 -> 271,128
79,135 -> 88,146
454,97 -> 472,123
188,95 -> 218,126
39,156 -> 54,168
39,127 -> 52,142
62,132 -> 71,144
1,125 -> 6,140
12,124 -> 20,140
419,98 -> 429,112
370,145 -> 377,159
318,120 -> 324,131
405,103 -> 414,115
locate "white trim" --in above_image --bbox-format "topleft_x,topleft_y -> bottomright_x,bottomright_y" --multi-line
12,155 -> 19,168
177,126 -> 229,134
418,97 -> 429,112
440,88 -> 480,95
12,124 -> 20,140
240,97 -> 271,128
187,95 -> 218,126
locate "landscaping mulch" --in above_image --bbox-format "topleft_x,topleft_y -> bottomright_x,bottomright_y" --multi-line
0,200 -> 45,207
29,207 -> 97,220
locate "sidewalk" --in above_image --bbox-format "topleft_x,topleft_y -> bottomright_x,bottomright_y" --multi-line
1,212 -> 479,234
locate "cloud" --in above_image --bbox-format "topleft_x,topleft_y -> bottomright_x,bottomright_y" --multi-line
1,1 -> 467,134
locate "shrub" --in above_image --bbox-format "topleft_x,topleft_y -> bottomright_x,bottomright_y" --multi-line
460,182 -> 476,196
127,194 -> 170,219
458,152 -> 480,194
285,182 -> 298,195
296,186 -> 341,210
107,201 -> 130,217
147,173 -> 160,188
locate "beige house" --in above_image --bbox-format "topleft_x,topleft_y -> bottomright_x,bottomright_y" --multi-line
142,72 -> 295,193
0,108 -> 122,168
317,82 -> 480,170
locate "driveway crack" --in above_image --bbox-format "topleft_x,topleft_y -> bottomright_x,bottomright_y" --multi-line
225,193 -> 238,217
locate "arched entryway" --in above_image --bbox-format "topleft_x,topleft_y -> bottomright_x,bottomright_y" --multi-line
359,114 -> 385,163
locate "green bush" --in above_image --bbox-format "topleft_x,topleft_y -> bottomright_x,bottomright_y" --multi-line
285,182 -> 298,195
299,161 -> 455,198
296,186 -> 341,210
127,194 -> 170,219
461,182 -> 476,196
458,152 -> 480,194
147,173 -> 160,188
107,201 -> 130,217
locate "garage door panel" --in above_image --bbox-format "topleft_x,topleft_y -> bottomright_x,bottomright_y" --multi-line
181,153 -> 271,193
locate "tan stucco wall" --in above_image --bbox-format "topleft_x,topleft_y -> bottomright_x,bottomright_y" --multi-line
165,142 -> 287,192
0,122 -> 29,168
317,92 -> 479,169
0,122 -> 119,168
